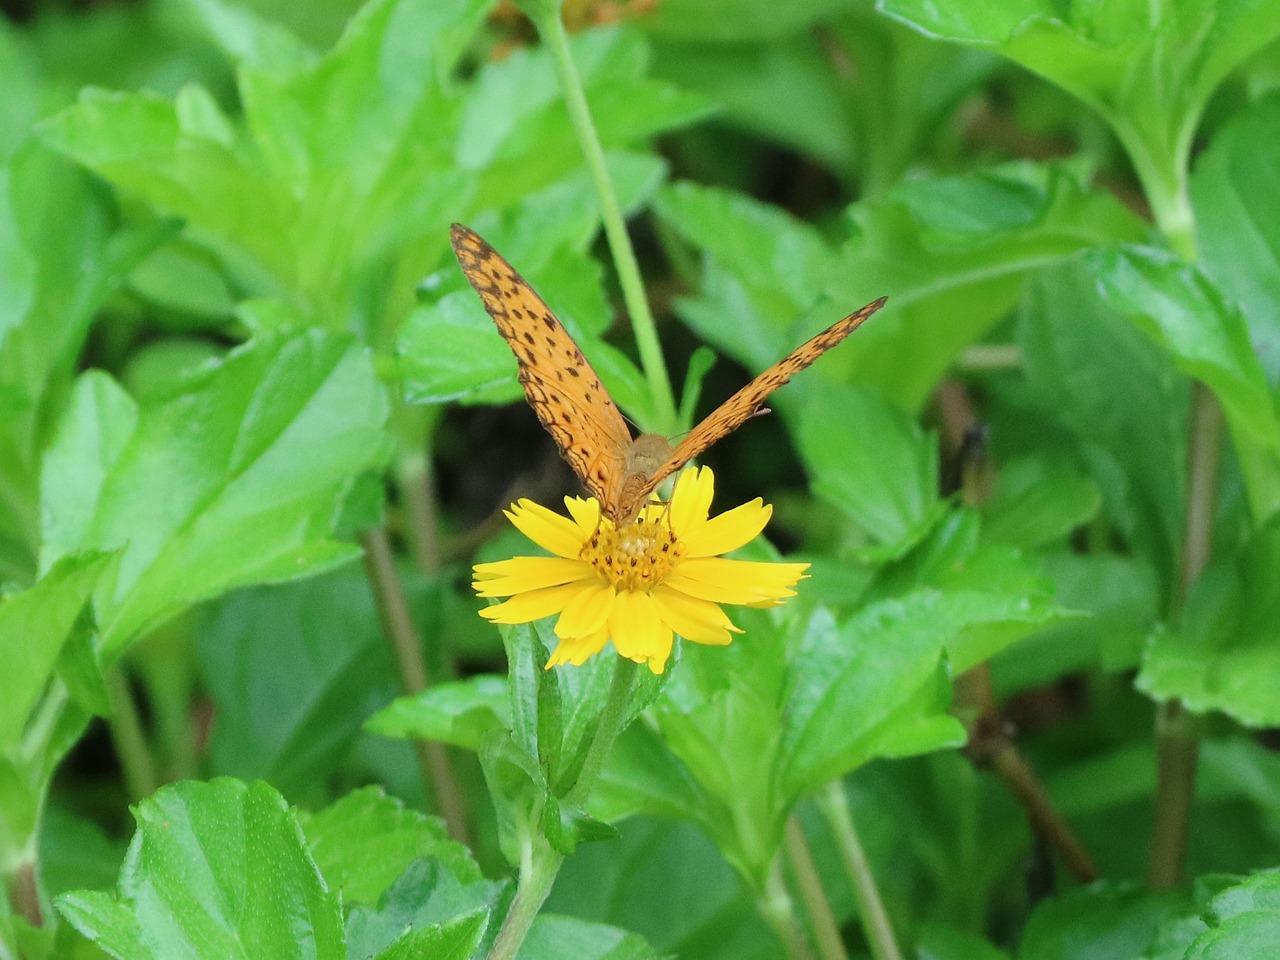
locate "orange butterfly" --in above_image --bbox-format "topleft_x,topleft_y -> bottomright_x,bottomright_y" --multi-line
451,223 -> 885,525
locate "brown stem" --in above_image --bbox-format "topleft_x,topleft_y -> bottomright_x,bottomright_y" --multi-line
1148,385 -> 1222,889
938,379 -> 1098,883
397,451 -> 443,575
6,860 -> 42,928
360,528 -> 470,844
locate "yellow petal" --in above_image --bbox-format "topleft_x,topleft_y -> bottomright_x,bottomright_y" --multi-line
546,626 -> 610,668
682,499 -> 772,558
675,552 -> 803,599
472,557 -> 594,597
478,581 -> 584,624
563,495 -> 602,537
651,584 -> 740,646
506,500 -> 587,558
609,590 -> 673,673
554,581 -> 616,639
668,466 -> 714,539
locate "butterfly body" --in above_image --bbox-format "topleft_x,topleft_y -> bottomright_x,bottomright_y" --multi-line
450,223 -> 885,525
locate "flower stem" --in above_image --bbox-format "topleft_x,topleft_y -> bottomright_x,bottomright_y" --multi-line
360,528 -> 470,844
817,782 -> 903,960
564,657 -> 638,806
530,7 -> 678,434
784,815 -> 849,960
488,834 -> 563,960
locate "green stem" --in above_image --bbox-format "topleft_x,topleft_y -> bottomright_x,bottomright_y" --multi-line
817,782 -> 903,960
784,815 -> 849,960
488,835 -> 564,960
360,528 -> 470,844
531,7 -> 678,434
564,657 -> 638,806
106,668 -> 158,802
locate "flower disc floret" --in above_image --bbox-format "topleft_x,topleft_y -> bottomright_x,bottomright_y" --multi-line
472,466 -> 808,674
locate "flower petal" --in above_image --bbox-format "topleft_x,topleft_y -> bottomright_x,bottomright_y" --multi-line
666,557 -> 809,605
668,466 -> 714,539
682,498 -> 772,558
609,590 -> 673,673
546,625 -> 610,668
651,584 -> 740,646
479,581 -> 585,624
554,581 -> 616,638
472,557 -> 594,597
563,495 -> 602,537
506,499 -> 587,558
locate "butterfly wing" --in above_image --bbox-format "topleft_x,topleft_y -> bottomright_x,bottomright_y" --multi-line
451,224 -> 633,512
614,296 -> 887,519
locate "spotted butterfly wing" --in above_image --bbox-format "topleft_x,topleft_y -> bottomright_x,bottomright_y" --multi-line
450,223 -> 633,512
451,223 -> 886,525
610,296 -> 887,522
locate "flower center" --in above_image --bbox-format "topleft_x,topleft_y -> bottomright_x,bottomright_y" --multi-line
580,516 -> 685,592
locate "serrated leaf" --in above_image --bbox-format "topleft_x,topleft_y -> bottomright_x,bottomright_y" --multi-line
367,675 -> 510,750
518,914 -> 664,960
56,779 -> 344,960
1018,882 -> 1190,960
1138,515 -> 1280,727
982,454 -> 1101,549
41,329 -> 390,660
344,859 -> 504,960
300,786 -> 480,909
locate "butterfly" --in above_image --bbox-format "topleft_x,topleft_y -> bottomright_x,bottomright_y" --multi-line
450,223 -> 886,526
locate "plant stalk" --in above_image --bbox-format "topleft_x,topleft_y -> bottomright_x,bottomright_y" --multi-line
105,667 -> 158,802
817,782 -> 903,960
488,835 -> 563,960
564,657 -> 638,806
759,857 -> 815,960
1149,384 -> 1221,889
784,815 -> 849,960
360,528 -> 469,844
531,6 -> 678,434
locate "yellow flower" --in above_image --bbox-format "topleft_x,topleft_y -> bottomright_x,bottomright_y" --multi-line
472,466 -> 809,674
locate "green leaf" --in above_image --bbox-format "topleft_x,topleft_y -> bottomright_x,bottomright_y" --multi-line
518,914 -> 664,959
299,786 -> 480,909
1191,93 -> 1280,389
778,602 -> 967,797
1138,515 -> 1280,727
0,142 -> 164,585
1017,883 -> 1189,960
42,330 -> 390,660
652,8 -> 997,191
644,0 -> 857,40
344,859 -> 503,960
0,552 -> 110,751
371,909 -> 488,960
1016,260 -> 1188,591
882,0 -> 1280,235
982,454 -> 1101,550
657,164 -> 1146,417
1186,869 -> 1280,959
194,568 -> 398,794
1089,244 -> 1280,520
366,675 -> 511,750
795,383 -> 943,553
56,779 -> 345,960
